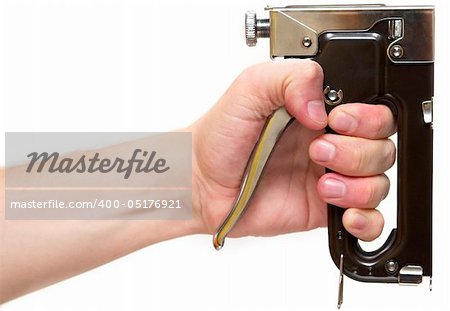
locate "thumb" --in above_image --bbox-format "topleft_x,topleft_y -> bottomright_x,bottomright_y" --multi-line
216,59 -> 327,130
192,59 -> 326,188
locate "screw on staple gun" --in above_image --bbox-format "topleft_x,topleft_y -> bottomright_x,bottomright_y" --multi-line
213,4 -> 434,308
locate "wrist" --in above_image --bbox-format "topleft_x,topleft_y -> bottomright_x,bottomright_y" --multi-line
181,123 -> 208,235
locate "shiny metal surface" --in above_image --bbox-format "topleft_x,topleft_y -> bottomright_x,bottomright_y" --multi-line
263,5 -> 434,63
302,36 -> 312,47
389,44 -> 404,58
422,99 -> 433,124
337,254 -> 344,309
388,19 -> 403,39
385,260 -> 399,273
213,107 -> 293,250
324,86 -> 343,106
245,11 -> 257,46
398,265 -> 423,285
245,11 -> 270,47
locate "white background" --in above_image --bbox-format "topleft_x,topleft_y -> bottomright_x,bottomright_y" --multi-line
1,0 -> 449,310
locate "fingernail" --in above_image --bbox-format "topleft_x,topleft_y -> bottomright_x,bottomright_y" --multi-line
311,140 -> 336,162
307,100 -> 327,124
322,178 -> 346,198
351,212 -> 368,230
331,111 -> 357,132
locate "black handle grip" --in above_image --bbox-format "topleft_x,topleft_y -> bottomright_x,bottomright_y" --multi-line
308,23 -> 433,282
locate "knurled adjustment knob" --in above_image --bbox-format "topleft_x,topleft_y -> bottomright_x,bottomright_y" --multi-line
245,11 -> 258,46
245,11 -> 270,47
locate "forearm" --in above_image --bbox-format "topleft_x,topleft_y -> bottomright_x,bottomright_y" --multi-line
0,176 -> 199,303
0,128 -> 204,303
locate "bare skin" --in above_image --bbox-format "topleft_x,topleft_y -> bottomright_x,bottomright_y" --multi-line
193,60 -> 395,240
0,60 -> 396,303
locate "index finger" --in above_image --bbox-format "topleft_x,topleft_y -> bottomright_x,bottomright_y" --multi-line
328,103 -> 397,139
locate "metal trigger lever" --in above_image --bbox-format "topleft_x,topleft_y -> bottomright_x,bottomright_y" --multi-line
213,107 -> 294,250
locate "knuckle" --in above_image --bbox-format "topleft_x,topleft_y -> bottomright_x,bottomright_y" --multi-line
377,210 -> 385,228
371,105 -> 394,138
300,60 -> 324,84
238,64 -> 263,86
236,63 -> 273,108
369,227 -> 383,241
385,139 -> 397,168
381,174 -> 391,199
361,211 -> 384,241
350,143 -> 367,173
373,111 -> 386,137
361,181 -> 377,207
373,211 -> 385,237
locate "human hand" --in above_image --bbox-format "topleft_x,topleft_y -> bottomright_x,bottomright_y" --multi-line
190,60 -> 396,242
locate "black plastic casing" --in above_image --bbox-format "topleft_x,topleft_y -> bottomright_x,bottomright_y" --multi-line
295,19 -> 433,282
